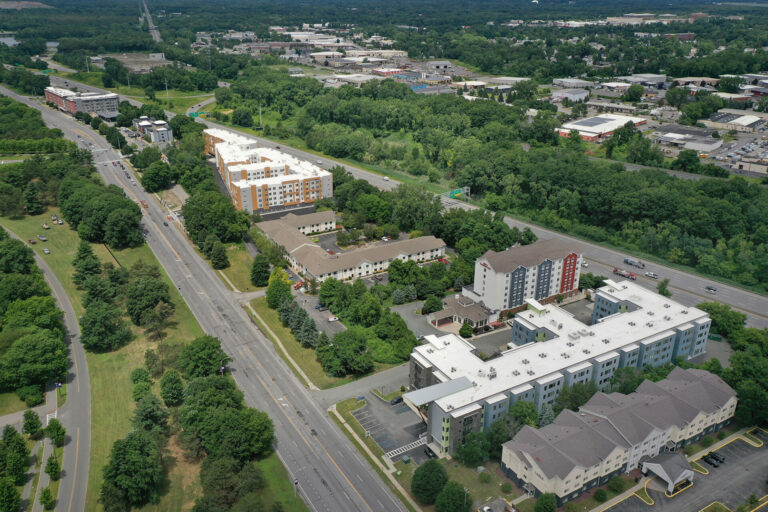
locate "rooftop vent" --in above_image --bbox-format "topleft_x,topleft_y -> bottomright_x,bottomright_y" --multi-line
628,321 -> 636,326
646,322 -> 654,327
664,303 -> 671,309
582,349 -> 591,354
489,367 -> 497,379
603,339 -> 610,344
527,370 -> 535,376
522,359 -> 530,365
513,370 -> 520,376
443,340 -> 450,346
566,342 -> 574,347
451,367 -> 457,373
539,353 -> 547,358
664,316 -> 671,321
427,349 -> 434,353
682,310 -> 688,315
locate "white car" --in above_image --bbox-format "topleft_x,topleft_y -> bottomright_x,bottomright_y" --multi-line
43,248 -> 50,254
644,272 -> 658,279
581,261 -> 589,268
383,176 -> 390,181
328,316 -> 339,322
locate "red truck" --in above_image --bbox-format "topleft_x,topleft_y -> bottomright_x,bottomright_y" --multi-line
140,200 -> 148,208
613,268 -> 637,280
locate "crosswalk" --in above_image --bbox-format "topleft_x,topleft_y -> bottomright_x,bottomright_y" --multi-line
384,436 -> 426,459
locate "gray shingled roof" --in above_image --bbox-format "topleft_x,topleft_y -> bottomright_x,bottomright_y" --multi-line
502,369 -> 735,480
482,239 -> 580,273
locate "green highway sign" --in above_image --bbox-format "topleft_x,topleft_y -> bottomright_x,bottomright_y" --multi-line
188,112 -> 199,117
449,188 -> 463,198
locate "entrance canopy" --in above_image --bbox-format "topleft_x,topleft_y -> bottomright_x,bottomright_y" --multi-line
641,452 -> 694,493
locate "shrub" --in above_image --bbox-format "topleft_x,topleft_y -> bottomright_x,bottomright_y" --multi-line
701,436 -> 715,448
459,322 -> 473,338
594,489 -> 608,503
130,368 -> 152,385
717,431 -> 726,441
411,459 -> 448,505
132,381 -> 151,402
479,472 -> 491,484
500,482 -> 513,494
16,385 -> 43,407
608,476 -> 625,493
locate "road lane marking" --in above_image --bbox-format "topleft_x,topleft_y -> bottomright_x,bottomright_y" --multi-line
67,427 -> 80,512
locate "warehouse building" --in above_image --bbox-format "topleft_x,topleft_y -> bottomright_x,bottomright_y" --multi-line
551,88 -> 589,103
203,128 -> 332,213
553,78 -> 595,89
652,124 -> 723,153
558,113 -> 647,141
501,368 -> 735,505
404,280 -> 711,456
45,86 -> 119,119
703,112 -> 764,133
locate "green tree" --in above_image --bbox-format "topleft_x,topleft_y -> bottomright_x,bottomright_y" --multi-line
250,254 -> 271,287
22,410 -> 42,438
232,107 -> 253,127
456,431 -> 489,467
39,487 -> 55,511
209,241 -> 229,269
23,181 -> 44,215
672,149 -> 701,173
594,489 -> 608,502
101,430 -> 163,509
509,400 -> 538,429
535,493 -> 557,512
266,268 -> 292,309
422,295 -> 443,315
45,418 -> 66,446
622,84 -> 645,102
5,449 -> 26,485
657,278 -> 672,297
0,478 -> 20,512
435,481 -> 471,512
132,393 -> 169,433
610,367 -> 645,394
538,403 -> 555,427
554,381 -> 598,415
140,161 -> 173,192
487,418 -> 512,460
45,454 -> 61,481
411,460 -> 448,505
0,328 -> 67,390
126,277 -> 171,325
160,369 -> 184,406
459,323 -> 473,338
608,476 -> 625,493
133,381 -> 151,402
0,239 -> 35,274
696,302 -> 746,338
80,300 -> 132,352
178,335 -> 232,378
72,240 -> 101,286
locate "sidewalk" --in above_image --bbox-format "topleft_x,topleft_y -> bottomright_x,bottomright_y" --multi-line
31,439 -> 53,512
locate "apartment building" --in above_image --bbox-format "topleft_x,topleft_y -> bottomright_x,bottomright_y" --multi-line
403,280 -> 711,456
45,86 -> 119,119
133,116 -> 173,144
462,239 -> 582,313
257,215 -> 445,282
501,368 -> 736,505
203,128 -> 332,213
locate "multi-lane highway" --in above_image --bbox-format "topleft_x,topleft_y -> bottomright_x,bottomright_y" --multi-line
0,87 -> 406,512
142,1 -> 162,43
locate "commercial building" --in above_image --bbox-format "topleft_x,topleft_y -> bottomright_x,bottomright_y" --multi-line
652,124 -> 723,153
203,128 -> 333,213
256,214 -> 445,282
551,88 -> 589,103
403,280 -> 711,456
703,112 -> 764,133
132,116 -> 173,144
501,368 -> 735,505
462,239 -> 582,313
553,78 -> 595,89
618,73 -> 667,87
45,86 -> 119,119
557,113 -> 647,141
586,101 -> 638,114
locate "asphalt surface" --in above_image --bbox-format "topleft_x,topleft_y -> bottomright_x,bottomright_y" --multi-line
0,217 -> 91,512
142,1 -> 162,43
0,87 -> 406,512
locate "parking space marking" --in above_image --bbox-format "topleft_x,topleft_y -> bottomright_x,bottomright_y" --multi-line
665,481 -> 694,498
699,502 -> 733,512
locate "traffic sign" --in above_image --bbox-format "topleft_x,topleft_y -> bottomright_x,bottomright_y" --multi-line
188,112 -> 199,117
449,188 -> 463,198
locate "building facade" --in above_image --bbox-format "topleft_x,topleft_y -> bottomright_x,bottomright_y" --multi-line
462,239 -> 582,313
133,116 -> 173,144
501,368 -> 736,505
45,86 -> 119,119
403,280 -> 711,457
203,128 -> 332,213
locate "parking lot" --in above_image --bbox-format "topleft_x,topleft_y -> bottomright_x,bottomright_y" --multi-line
351,391 -> 428,463
296,290 -> 346,337
607,429 -> 768,512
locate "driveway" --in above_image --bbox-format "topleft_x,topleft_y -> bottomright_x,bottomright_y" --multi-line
351,392 -> 427,460
607,429 -> 768,512
390,301 -> 441,340
298,291 -> 346,337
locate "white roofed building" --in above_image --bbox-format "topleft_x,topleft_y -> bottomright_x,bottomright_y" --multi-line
558,113 -> 647,141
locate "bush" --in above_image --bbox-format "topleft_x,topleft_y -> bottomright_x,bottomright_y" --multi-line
701,436 -> 715,448
132,381 -> 151,402
411,460 -> 448,505
16,385 -> 43,407
594,489 -> 608,503
500,482 -> 513,494
130,368 -> 152,385
534,492 -> 557,512
459,322 -> 473,338
479,472 -> 491,484
608,475 -> 625,493
717,431 -> 726,440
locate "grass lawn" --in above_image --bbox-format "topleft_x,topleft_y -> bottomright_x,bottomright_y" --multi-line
516,498 -> 536,512
258,452 -> 310,511
634,486 -> 654,505
27,443 -> 44,512
249,297 -> 350,389
0,392 -> 26,416
219,243 -> 257,292
700,503 -> 732,512
48,445 -> 64,506
683,425 -> 739,455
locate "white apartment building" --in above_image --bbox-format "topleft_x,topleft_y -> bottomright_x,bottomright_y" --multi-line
404,280 -> 711,456
203,129 -> 333,213
45,86 -> 119,118
501,368 -> 736,505
463,239 -> 582,313
133,117 -> 173,144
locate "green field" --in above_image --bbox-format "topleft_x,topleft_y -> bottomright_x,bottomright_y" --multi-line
219,243 -> 257,292
0,392 -> 27,416
258,452 -> 310,511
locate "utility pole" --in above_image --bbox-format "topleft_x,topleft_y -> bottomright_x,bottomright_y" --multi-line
165,77 -> 169,98
259,100 -> 263,128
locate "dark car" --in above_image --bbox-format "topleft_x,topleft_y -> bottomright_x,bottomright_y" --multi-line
702,456 -> 719,468
708,452 -> 725,463
390,397 -> 403,405
314,304 -> 324,310
705,285 -> 717,294
163,221 -> 168,226
318,306 -> 328,312
424,448 -> 436,459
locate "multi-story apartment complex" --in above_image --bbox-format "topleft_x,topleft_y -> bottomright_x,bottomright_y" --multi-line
45,86 -> 119,119
257,213 -> 445,282
133,116 -> 174,144
203,128 -> 333,213
501,368 -> 736,505
403,280 -> 710,456
462,239 -> 582,313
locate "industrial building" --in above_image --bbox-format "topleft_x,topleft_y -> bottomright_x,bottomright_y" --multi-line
558,113 -> 647,141
256,214 -> 446,282
132,116 -> 173,144
501,368 -> 735,505
703,112 -> 764,133
553,78 -> 595,89
403,280 -> 711,456
551,88 -> 589,103
462,239 -> 582,313
203,129 -> 332,213
45,86 -> 119,119
652,124 -> 723,153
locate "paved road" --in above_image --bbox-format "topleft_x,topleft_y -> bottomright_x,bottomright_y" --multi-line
0,87 -> 405,512
142,0 -> 162,43
0,214 -> 91,512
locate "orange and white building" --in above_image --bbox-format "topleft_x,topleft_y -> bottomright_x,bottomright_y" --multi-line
203,129 -> 333,213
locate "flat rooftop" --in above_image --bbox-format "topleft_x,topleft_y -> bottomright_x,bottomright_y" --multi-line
560,114 -> 646,136
413,279 -> 709,414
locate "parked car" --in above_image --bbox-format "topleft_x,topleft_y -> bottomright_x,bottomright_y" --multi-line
374,275 -> 384,281
314,304 -> 325,310
390,397 -> 403,405
41,223 -> 50,230
702,456 -> 719,468
705,286 -> 717,294
57,219 -> 63,225
424,448 -> 436,459
644,272 -> 658,279
37,235 -> 47,241
163,221 -> 168,226
43,248 -> 50,254
581,261 -> 589,268
708,452 -> 725,463
293,281 -> 304,290
328,316 -> 339,322
318,306 -> 328,312
28,239 -> 36,245
51,214 -> 58,221
383,176 -> 390,181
